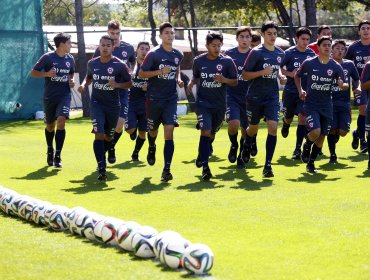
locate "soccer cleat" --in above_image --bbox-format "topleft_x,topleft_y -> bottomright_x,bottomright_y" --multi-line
147,145 -> 156,166
53,155 -> 62,168
351,130 -> 359,150
131,151 -> 139,162
107,148 -> 116,164
291,149 -> 301,160
306,162 -> 318,173
195,154 -> 203,168
160,170 -> 173,182
228,145 -> 238,163
241,144 -> 251,164
360,141 -> 368,153
301,142 -> 311,163
202,166 -> 213,181
281,123 -> 290,138
329,153 -> 337,164
250,136 -> 258,157
236,156 -> 246,169
262,165 -> 274,178
47,148 -> 54,166
98,168 -> 107,181
130,129 -> 137,141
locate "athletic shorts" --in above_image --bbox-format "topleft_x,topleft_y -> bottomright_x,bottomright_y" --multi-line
90,100 -> 120,137
282,90 -> 304,119
226,95 -> 248,128
147,98 -> 178,130
353,90 -> 368,106
196,105 -> 225,133
305,109 -> 331,135
246,100 -> 280,125
125,102 -> 147,131
331,106 -> 351,132
43,96 -> 71,124
119,95 -> 129,119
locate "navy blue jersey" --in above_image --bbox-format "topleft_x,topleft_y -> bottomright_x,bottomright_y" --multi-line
331,59 -> 359,108
32,51 -> 75,99
361,61 -> 370,96
129,63 -> 147,105
86,56 -> 131,107
296,57 -> 345,107
94,41 -> 135,66
141,45 -> 183,101
281,46 -> 316,92
243,45 -> 285,103
345,40 -> 370,76
224,47 -> 251,101
193,53 -> 237,109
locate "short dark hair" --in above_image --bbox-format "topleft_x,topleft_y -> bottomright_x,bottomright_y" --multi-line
159,22 -> 173,34
54,33 -> 71,48
251,31 -> 261,43
332,39 -> 346,49
296,27 -> 312,38
317,25 -> 331,35
100,35 -> 114,44
108,19 -> 121,30
261,21 -> 278,33
358,20 -> 370,30
206,31 -> 223,45
137,41 -> 150,49
317,36 -> 332,46
236,26 -> 252,38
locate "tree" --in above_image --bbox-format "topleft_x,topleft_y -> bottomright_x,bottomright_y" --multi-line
148,0 -> 158,46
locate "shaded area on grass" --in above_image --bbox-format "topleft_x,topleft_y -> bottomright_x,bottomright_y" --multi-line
12,166 -> 61,180
64,171 -> 118,194
110,160 -> 146,170
122,177 -> 171,194
276,155 -> 301,167
287,172 -> 341,183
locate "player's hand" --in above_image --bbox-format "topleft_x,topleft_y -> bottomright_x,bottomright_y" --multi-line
177,79 -> 184,88
213,73 -> 224,83
69,79 -> 75,88
353,87 -> 362,96
77,85 -> 84,94
46,68 -> 57,78
279,75 -> 287,85
108,79 -> 118,88
161,66 -> 171,75
337,77 -> 344,88
299,90 -> 306,101
262,66 -> 273,76
142,82 -> 148,92
186,82 -> 193,95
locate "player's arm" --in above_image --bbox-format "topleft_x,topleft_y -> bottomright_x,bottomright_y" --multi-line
294,63 -> 306,100
337,67 -> 349,91
242,51 -> 272,80
176,66 -> 184,88
31,55 -> 56,78
213,60 -> 238,86
281,67 -> 296,78
138,52 -> 170,78
109,64 -> 133,89
186,60 -> 200,95
361,63 -> 370,91
77,62 -> 93,93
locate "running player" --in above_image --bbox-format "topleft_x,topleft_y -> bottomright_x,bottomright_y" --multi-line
308,25 -> 332,54
280,27 -> 316,160
125,41 -> 150,161
93,20 -> 136,164
361,61 -> 370,169
225,26 -> 252,169
295,36 -> 347,173
187,31 -> 237,180
31,32 -> 75,168
346,20 -> 370,153
241,21 -> 286,177
78,35 -> 132,180
139,22 -> 184,182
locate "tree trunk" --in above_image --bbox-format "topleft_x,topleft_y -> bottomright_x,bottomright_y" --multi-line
273,0 -> 294,45
295,0 -> 302,27
178,0 -> 196,58
304,0 -> 317,39
148,0 -> 158,46
74,0 -> 90,117
188,0 -> 198,55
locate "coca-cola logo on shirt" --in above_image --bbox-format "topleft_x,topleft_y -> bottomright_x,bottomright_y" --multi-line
107,67 -> 114,74
327,69 -> 333,76
122,51 -> 127,57
216,64 -> 223,71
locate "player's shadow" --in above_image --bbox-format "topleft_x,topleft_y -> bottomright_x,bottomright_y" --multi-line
110,160 -> 146,170
64,171 -> 117,194
182,155 -> 226,165
356,169 -> 370,178
319,161 -> 354,171
287,172 -> 340,183
177,178 -> 222,192
347,153 -> 368,162
276,156 -> 301,167
11,166 -> 61,180
122,177 -> 170,194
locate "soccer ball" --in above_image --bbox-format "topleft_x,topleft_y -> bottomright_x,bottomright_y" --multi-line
1,191 -> 19,216
116,221 -> 141,251
17,196 -> 35,220
31,201 -> 52,226
161,237 -> 190,269
131,225 -> 158,258
82,212 -> 104,241
66,206 -> 89,234
153,230 -> 182,259
100,217 -> 125,246
48,206 -> 70,231
182,243 -> 214,275
24,199 -> 41,222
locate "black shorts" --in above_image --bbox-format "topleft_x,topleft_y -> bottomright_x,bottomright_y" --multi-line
43,96 -> 71,124
196,105 -> 225,134
147,98 -> 178,131
90,100 -> 120,137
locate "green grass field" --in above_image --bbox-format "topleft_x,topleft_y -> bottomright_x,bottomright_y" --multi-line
0,111 -> 369,280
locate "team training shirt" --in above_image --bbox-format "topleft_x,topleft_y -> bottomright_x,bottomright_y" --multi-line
86,56 -> 131,107
243,44 -> 285,103
345,40 -> 370,77
281,46 -> 316,93
331,59 -> 359,108
32,51 -> 75,100
296,56 -> 344,116
129,63 -> 147,105
141,45 -> 184,101
224,47 -> 251,102
193,53 -> 237,109
360,61 -> 370,98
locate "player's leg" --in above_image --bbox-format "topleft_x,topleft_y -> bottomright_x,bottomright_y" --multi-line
146,100 -> 161,166
237,106 -> 248,168
301,111 -> 321,163
365,103 -> 370,169
281,91 -> 294,138
242,102 -> 262,164
108,116 -> 125,164
352,93 -> 367,152
293,112 -> 306,160
53,98 -> 70,168
195,106 -> 212,179
131,109 -> 147,162
226,101 -> 240,163
44,100 -> 57,166
327,111 -> 339,164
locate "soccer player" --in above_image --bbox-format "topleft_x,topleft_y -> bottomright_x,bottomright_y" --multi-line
93,20 -> 136,164
241,21 -> 286,177
346,20 -> 370,154
138,22 -> 184,182
280,27 -> 316,160
328,39 -> 360,163
31,32 -> 75,168
250,31 -> 262,48
361,61 -> 370,169
125,41 -> 150,161
308,25 -> 332,54
295,36 -> 347,173
187,31 -> 237,180
224,26 -> 252,168
78,35 -> 132,180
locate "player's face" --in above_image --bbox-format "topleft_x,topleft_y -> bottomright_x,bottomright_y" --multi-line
206,39 -> 222,59
359,24 -> 370,40
236,31 -> 251,49
318,39 -> 332,56
160,27 -> 175,45
332,44 -> 346,60
296,34 -> 310,49
108,28 -> 120,45
137,44 -> 150,60
262,28 -> 277,46
61,39 -> 72,53
318,29 -> 332,39
99,39 -> 114,57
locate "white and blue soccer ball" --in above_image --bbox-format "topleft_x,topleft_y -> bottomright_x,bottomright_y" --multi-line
99,217 -> 125,246
17,195 -> 35,220
31,201 -> 52,226
116,221 -> 141,251
24,199 -> 41,222
80,212 -> 104,241
153,230 -> 182,259
48,206 -> 70,231
131,225 -> 158,258
67,206 -> 89,234
1,191 -> 19,216
161,237 -> 190,269
182,243 -> 214,275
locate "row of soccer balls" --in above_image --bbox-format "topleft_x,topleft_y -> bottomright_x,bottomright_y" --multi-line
0,186 -> 214,275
